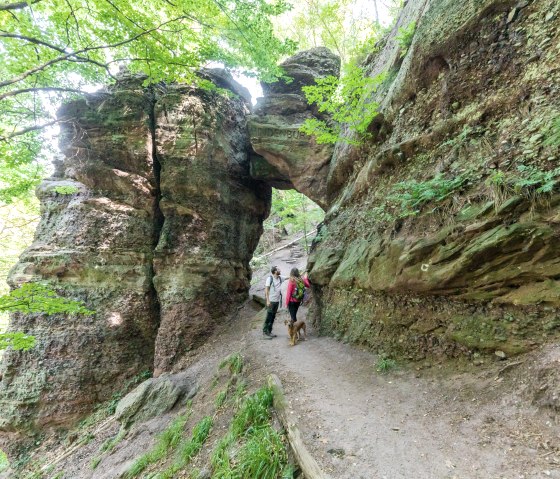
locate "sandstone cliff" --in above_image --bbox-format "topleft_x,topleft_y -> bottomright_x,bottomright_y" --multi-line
308,0 -> 560,358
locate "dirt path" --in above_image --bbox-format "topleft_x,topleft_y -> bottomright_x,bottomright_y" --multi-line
244,238 -> 559,479
245,311 -> 559,479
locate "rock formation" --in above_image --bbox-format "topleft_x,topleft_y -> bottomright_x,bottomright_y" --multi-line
308,0 -> 560,357
2,0 -> 560,450
0,72 -> 270,445
248,47 -> 340,209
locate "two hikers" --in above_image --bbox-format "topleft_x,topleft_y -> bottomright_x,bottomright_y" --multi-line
263,266 -> 310,339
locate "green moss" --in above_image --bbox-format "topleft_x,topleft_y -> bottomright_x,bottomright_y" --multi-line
447,315 -> 528,355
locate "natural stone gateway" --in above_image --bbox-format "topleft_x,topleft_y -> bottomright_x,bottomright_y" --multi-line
248,47 -> 341,209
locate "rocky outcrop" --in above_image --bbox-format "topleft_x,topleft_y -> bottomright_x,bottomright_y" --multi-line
249,47 -> 341,209
152,83 -> 269,374
0,83 -> 161,443
0,73 -> 269,445
308,0 -> 560,357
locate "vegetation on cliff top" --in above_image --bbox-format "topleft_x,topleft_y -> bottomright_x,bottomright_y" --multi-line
0,0 -> 296,202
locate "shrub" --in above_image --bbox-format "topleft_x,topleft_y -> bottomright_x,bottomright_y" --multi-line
300,64 -> 387,145
396,21 -> 416,57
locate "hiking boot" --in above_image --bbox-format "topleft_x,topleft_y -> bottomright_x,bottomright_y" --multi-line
269,332 -> 277,338
262,332 -> 273,340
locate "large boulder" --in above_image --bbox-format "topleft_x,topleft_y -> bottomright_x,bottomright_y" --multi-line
151,83 -> 269,374
115,372 -> 197,427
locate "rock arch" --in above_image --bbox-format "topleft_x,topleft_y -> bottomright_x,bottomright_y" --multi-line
0,49 -> 339,443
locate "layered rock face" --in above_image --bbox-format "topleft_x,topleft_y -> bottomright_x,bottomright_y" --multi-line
249,47 -> 340,209
309,0 -> 560,357
0,82 -> 161,442
152,84 -> 269,374
0,75 -> 269,441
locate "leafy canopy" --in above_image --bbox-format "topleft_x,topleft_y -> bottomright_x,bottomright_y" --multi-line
0,0 -> 296,202
275,0 -> 385,65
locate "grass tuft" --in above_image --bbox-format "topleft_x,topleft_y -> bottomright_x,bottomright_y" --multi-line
158,416 -> 213,479
90,456 -> 101,470
215,390 -> 227,408
124,409 -> 191,478
219,352 -> 243,375
211,386 -> 291,479
376,356 -> 397,373
0,450 -> 8,473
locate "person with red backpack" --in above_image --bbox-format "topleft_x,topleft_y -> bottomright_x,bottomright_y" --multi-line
285,267 -> 310,324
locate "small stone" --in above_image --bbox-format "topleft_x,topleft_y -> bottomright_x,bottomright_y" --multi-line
495,350 -> 507,360
197,468 -> 212,479
545,12 -> 554,21
327,448 -> 345,458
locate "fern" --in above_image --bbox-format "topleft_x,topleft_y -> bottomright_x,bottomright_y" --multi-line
544,116 -> 560,148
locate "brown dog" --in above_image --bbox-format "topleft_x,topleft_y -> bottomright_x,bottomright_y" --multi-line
284,319 -> 307,346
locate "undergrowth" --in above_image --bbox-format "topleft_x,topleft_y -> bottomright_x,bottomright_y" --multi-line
157,416 -> 213,479
211,386 -> 291,479
124,408 -> 192,478
486,164 -> 560,208
389,173 -> 468,218
219,352 -> 244,375
396,21 -> 416,57
544,116 -> 560,147
366,172 -> 468,225
0,450 -> 8,473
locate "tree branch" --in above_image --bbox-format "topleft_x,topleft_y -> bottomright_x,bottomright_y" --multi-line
0,118 -> 62,141
0,0 -> 42,12
0,16 -> 190,91
0,86 -> 88,101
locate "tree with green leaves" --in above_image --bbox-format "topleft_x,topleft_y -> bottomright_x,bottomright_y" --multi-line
300,63 -> 387,145
0,0 -> 296,203
265,189 -> 324,253
275,0 -> 384,66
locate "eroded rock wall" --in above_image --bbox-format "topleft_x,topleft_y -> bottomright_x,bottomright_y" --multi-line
152,84 -> 269,374
308,0 -> 560,357
0,75 -> 269,443
0,81 -> 161,442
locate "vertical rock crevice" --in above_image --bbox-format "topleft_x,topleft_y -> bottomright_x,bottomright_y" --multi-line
150,78 -> 271,375
147,87 -> 164,339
